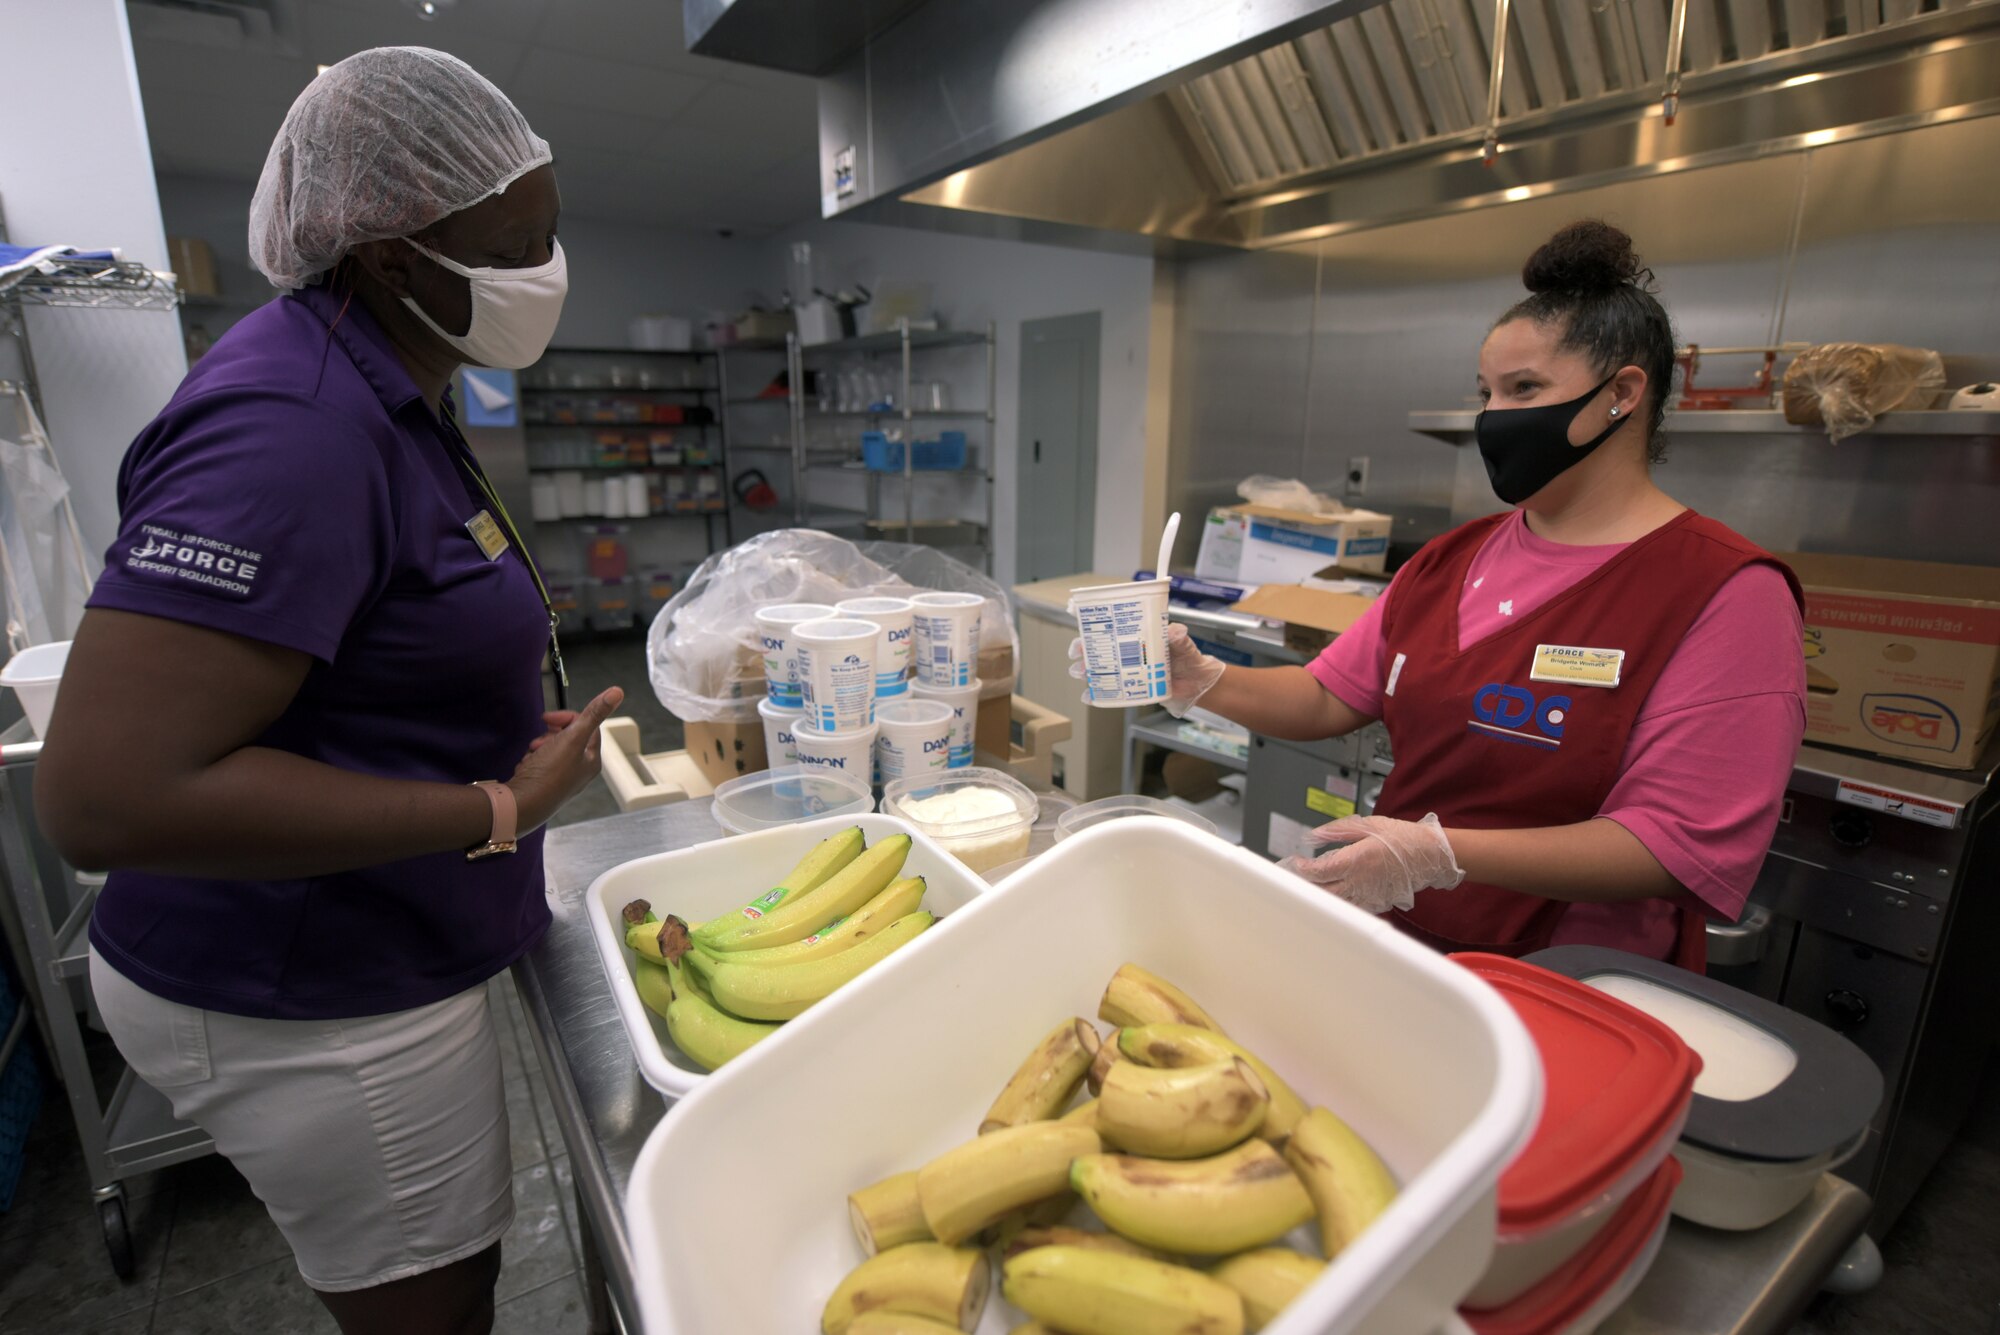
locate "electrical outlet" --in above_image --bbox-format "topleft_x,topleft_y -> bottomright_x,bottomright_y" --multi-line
1346,456 -> 1370,498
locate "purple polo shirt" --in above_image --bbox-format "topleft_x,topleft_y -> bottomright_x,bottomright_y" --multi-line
86,283 -> 551,1020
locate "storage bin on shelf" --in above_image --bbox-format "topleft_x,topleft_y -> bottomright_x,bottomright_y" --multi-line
625,817 -> 1542,1335
588,579 -> 637,633
862,429 -> 968,472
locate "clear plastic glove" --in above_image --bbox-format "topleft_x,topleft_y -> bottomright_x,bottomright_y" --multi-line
1068,623 -> 1226,718
1279,812 -> 1465,915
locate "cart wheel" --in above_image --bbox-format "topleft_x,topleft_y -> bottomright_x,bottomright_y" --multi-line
98,1195 -> 135,1280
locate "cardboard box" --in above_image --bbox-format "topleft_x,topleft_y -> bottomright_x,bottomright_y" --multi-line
1783,552 -> 2000,769
1231,566 -> 1389,656
684,717 -> 768,786
1195,505 -> 1393,584
976,641 -> 1017,761
167,236 -> 218,297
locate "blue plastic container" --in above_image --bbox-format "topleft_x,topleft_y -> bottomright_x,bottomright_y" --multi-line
861,431 -> 967,472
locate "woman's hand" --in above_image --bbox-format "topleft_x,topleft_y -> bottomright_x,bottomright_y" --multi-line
1068,624 -> 1226,718
1280,812 -> 1465,914
505,687 -> 624,832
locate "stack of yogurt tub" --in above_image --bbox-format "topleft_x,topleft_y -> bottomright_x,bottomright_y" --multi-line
752,591 -> 984,791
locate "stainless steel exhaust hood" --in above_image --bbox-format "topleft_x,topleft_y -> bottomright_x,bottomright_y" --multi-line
694,0 -> 2000,250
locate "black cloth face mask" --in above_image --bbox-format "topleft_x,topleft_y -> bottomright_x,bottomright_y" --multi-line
1475,371 -> 1622,505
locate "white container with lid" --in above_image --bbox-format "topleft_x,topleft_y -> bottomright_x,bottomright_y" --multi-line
756,696 -> 803,769
793,617 -> 879,734
909,676 -> 978,768
708,765 -> 872,838
835,596 -> 915,699
624,816 -> 1543,1334
1068,575 -> 1172,708
1054,793 -> 1220,843
1527,945 -> 1883,1231
753,603 -> 836,709
873,697 -> 953,784
879,766 -> 1036,875
908,590 -> 983,688
792,717 -> 880,785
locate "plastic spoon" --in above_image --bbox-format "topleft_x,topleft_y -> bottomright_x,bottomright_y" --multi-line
1155,511 -> 1181,581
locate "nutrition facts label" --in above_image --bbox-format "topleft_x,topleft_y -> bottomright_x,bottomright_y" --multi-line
1074,595 -> 1169,703
799,643 -> 876,731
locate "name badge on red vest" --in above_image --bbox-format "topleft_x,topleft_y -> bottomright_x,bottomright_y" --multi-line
1530,643 -> 1625,688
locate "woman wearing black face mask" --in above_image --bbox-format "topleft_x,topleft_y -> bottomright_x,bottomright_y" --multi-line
1137,220 -> 1806,967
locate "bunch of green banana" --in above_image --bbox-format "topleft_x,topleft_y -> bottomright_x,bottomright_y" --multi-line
614,829 -> 938,1069
1002,1245 -> 1244,1335
1208,1249 -> 1324,1332
700,833 -> 911,953
693,824 -> 866,952
821,1242 -> 989,1335
1116,1024 -> 1309,1146
980,1018 -> 1100,1133
1095,1057 -> 1270,1160
685,910 -> 933,1021
1071,1140 -> 1314,1256
1283,1106 -> 1399,1259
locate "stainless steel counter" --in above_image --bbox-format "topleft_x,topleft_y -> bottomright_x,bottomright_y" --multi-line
520,800 -> 1870,1335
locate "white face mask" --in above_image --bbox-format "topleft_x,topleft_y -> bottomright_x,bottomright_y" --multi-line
400,237 -> 568,369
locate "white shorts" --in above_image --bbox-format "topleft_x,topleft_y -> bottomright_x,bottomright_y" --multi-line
89,948 -> 515,1292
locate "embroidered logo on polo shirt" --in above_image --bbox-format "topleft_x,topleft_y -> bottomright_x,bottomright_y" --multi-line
126,524 -> 263,596
1467,682 -> 1570,751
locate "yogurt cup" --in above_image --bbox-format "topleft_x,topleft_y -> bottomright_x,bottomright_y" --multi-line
753,603 -> 836,708
909,591 -> 984,688
874,698 -> 955,784
910,676 -> 979,768
794,618 -> 879,733
792,718 -> 880,785
1068,577 -> 1171,708
836,597 -> 915,699
757,696 -> 803,769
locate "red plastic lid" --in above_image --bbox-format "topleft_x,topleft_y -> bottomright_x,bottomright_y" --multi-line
1454,954 -> 1699,1233
1461,1156 -> 1684,1335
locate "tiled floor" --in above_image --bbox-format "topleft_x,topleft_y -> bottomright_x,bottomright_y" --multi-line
0,973 -> 590,1335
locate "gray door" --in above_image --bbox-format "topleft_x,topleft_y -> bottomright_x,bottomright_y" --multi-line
1016,312 -> 1100,581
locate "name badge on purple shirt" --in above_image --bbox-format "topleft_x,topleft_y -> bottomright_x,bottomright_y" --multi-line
465,510 -> 509,561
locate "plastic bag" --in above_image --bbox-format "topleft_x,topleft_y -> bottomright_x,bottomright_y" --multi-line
1781,343 -> 1945,441
1236,474 -> 1342,515
0,391 -> 95,653
647,529 -> 1017,723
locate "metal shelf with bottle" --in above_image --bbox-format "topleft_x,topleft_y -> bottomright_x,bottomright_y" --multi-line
719,319 -> 995,568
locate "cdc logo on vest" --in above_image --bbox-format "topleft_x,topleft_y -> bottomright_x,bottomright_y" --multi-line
1467,683 -> 1571,751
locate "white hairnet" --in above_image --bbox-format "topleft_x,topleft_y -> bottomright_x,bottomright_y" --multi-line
248,47 -> 551,289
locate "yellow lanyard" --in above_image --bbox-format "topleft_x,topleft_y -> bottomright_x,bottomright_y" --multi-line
440,403 -> 570,709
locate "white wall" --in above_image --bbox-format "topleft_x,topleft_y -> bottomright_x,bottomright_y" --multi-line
769,218 -> 1155,586
552,217 -> 775,348
0,0 -> 188,570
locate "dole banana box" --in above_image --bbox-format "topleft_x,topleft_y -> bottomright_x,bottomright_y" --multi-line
1782,552 -> 2000,769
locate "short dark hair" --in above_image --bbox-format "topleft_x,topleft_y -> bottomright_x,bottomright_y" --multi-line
1498,220 -> 1677,464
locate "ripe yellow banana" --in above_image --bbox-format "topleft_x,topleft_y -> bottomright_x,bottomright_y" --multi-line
708,876 -> 926,968
1002,1245 -> 1244,1335
1118,1025 -> 1308,1145
1087,1036 -> 1123,1095
845,1313 -> 967,1335
694,824 -> 867,951
1060,1098 -> 1099,1130
1071,1140 -> 1313,1256
1283,1107 -> 1398,1259
1000,1225 -> 1167,1264
625,916 -> 672,963
850,1171 -> 933,1256
1209,1249 -> 1324,1332
703,834 -> 912,953
1098,963 -> 1226,1033
821,1242 -> 989,1335
686,910 -> 932,1021
916,1122 -> 1102,1246
980,1018 -> 1101,1133
1009,1324 -> 1062,1335
1096,1057 -> 1269,1160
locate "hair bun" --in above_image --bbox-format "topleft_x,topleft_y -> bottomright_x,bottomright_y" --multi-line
1522,220 -> 1646,296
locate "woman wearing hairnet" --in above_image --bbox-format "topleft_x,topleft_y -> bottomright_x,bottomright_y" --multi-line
36,48 -> 619,1333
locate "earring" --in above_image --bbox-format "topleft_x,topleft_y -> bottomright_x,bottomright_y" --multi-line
1609,407 -> 1620,417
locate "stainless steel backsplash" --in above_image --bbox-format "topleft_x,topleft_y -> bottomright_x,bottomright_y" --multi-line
1166,116 -> 2000,568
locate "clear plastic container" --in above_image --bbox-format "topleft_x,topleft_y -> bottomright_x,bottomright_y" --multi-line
709,765 -> 873,837
879,767 -> 1036,874
1054,794 -> 1220,843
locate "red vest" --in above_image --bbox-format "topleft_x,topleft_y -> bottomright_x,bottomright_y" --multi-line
1372,509 -> 1802,969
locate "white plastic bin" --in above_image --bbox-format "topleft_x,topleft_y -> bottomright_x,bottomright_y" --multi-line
585,813 -> 990,1098
626,817 -> 1542,1335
